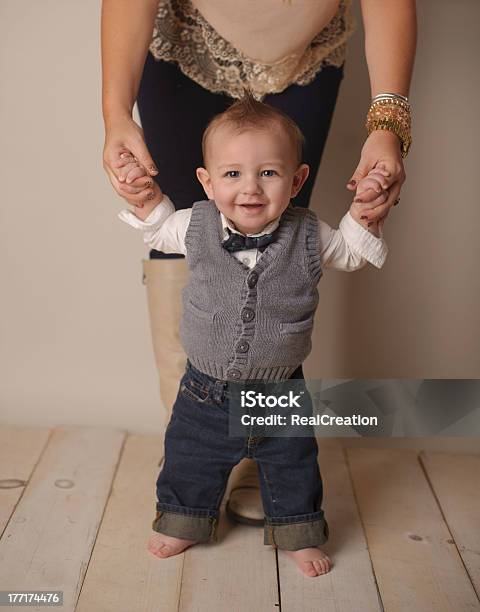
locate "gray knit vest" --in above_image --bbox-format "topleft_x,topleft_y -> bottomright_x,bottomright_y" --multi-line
180,200 -> 323,382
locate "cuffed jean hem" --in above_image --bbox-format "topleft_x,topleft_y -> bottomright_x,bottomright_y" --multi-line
152,504 -> 219,543
263,511 -> 329,551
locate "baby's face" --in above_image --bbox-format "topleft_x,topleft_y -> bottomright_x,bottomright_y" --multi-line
196,125 -> 309,235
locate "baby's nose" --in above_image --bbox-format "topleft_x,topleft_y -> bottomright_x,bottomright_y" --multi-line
241,176 -> 262,194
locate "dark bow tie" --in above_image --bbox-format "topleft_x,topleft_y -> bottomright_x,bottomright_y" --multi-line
221,227 -> 277,253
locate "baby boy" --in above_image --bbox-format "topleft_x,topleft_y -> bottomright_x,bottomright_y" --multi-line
117,96 -> 389,578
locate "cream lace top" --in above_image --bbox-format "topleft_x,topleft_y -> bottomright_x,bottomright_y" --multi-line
149,0 -> 356,100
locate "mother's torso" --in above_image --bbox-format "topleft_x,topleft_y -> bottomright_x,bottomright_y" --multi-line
191,0 -> 341,63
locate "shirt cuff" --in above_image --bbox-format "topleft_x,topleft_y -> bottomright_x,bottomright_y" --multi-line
339,211 -> 388,268
117,194 -> 175,231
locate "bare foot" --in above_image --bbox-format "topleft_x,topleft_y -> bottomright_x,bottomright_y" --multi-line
283,547 -> 333,577
147,530 -> 198,559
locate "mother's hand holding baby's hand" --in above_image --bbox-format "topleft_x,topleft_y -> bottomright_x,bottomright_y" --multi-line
115,153 -> 164,220
102,114 -> 160,209
350,169 -> 391,234
346,130 -> 406,227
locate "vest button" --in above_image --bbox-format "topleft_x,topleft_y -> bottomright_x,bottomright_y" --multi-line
247,272 -> 258,288
241,307 -> 255,322
236,340 -> 250,353
227,368 -> 242,380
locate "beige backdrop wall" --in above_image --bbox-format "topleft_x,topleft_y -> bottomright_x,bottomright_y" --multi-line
1,1 -> 479,435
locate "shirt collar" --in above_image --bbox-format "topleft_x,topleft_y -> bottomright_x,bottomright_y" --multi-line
219,210 -> 281,239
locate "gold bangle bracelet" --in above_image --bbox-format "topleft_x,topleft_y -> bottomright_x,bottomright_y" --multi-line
366,98 -> 412,158
366,121 -> 412,158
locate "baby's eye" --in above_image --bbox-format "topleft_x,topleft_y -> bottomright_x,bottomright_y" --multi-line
224,170 -> 240,178
261,169 -> 278,177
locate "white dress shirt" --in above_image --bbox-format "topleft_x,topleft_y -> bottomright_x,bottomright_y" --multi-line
118,196 -> 388,270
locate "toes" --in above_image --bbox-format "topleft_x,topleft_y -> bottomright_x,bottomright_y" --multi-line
284,549 -> 334,577
316,557 -> 332,574
305,562 -> 318,577
312,560 -> 324,575
149,544 -> 171,558
148,546 -> 162,558
156,544 -> 172,557
147,537 -> 168,556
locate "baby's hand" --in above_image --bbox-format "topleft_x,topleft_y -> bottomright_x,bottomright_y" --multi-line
349,167 -> 390,236
115,151 -> 163,221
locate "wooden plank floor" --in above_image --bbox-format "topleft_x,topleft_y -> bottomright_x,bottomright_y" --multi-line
0,426 -> 478,612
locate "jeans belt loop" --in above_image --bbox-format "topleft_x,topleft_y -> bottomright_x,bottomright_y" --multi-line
213,380 -> 226,403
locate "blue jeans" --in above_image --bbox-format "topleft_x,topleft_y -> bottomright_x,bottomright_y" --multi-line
153,360 -> 329,551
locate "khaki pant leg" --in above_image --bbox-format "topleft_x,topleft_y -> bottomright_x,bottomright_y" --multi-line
142,258 -> 190,419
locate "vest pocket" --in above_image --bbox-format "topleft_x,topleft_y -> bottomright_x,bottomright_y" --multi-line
280,315 -> 315,334
186,299 -> 214,321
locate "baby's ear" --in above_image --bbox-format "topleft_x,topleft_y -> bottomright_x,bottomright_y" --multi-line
196,167 -> 214,199
291,164 -> 309,198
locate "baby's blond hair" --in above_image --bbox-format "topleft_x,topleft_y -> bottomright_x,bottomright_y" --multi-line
202,90 -> 305,167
